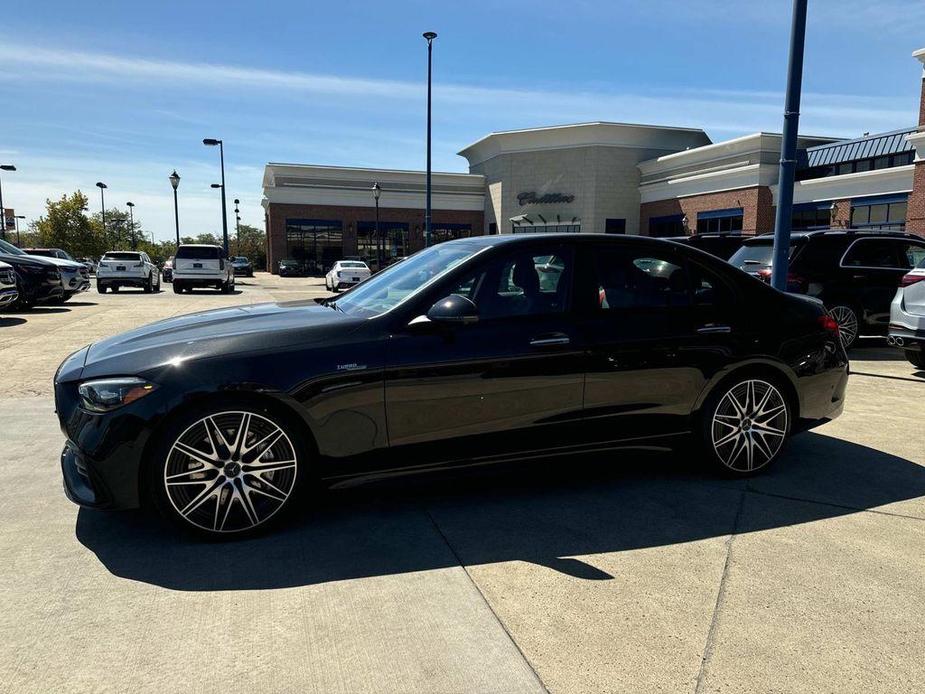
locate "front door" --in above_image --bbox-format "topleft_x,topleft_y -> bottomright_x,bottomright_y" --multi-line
383,243 -> 585,466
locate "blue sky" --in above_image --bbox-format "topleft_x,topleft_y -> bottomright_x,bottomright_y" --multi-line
1,0 -> 924,241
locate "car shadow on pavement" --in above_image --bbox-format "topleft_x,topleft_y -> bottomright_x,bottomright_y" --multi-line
76,432 -> 925,591
0,316 -> 27,327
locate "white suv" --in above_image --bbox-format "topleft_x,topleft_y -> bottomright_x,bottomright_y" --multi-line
172,244 -> 235,294
97,251 -> 161,293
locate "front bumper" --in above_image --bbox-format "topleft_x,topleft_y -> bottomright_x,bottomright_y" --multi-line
233,266 -> 252,276
61,440 -> 110,508
0,287 -> 18,307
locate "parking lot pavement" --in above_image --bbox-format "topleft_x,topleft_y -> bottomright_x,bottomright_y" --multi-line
1,276 -> 924,693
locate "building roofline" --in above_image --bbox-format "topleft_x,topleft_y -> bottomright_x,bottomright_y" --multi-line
265,162 -> 479,178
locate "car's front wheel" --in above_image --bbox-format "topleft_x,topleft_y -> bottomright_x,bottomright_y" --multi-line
149,406 -> 304,538
701,377 -> 790,475
827,305 -> 858,350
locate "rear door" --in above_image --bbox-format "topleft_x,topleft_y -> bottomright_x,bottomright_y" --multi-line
839,238 -> 922,329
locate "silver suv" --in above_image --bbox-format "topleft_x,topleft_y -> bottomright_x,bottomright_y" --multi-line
889,255 -> 925,368
172,244 -> 235,294
97,251 -> 161,293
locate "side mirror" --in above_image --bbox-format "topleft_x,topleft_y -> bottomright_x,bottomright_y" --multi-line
425,294 -> 479,325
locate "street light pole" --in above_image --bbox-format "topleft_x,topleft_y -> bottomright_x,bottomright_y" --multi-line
0,164 -> 16,241
126,202 -> 136,250
423,31 -> 437,249
770,0 -> 808,291
203,139 -> 229,254
95,182 -> 108,244
169,170 -> 181,248
372,182 -> 382,268
234,199 -> 240,251
14,215 -> 24,245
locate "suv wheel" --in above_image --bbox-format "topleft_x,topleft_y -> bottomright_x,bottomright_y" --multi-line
149,406 -> 303,538
173,281 -> 183,294
143,274 -> 153,293
701,377 -> 790,475
97,284 -> 107,294
906,350 -> 925,369
827,305 -> 858,349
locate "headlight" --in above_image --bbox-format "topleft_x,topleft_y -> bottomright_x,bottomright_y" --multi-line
78,377 -> 158,412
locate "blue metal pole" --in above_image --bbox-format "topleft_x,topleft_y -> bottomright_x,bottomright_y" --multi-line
770,0 -> 808,291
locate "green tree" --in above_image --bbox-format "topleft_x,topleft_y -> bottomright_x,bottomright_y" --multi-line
31,191 -> 103,258
230,224 -> 266,270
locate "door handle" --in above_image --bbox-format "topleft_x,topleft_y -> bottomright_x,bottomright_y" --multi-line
696,324 -> 732,334
529,333 -> 571,347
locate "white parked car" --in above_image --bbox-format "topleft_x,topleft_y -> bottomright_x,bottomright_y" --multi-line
172,244 -> 235,294
97,251 -> 161,293
889,256 -> 925,368
23,247 -> 91,301
325,260 -> 371,291
0,260 -> 18,309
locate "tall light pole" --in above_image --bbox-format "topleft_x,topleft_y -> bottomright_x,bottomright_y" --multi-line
423,31 -> 437,249
770,0 -> 808,291
372,182 -> 382,268
95,182 -> 108,243
13,215 -> 24,245
126,201 -> 136,250
169,170 -> 181,248
234,199 -> 240,251
203,138 -> 229,254
0,164 -> 16,241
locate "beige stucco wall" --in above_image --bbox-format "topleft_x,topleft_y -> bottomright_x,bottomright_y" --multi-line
469,144 -> 680,235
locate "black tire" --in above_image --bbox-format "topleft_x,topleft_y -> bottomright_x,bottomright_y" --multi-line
826,305 -> 859,350
143,274 -> 153,293
173,282 -> 183,294
111,286 -> 120,293
699,375 -> 791,476
97,284 -> 107,294
145,401 -> 307,539
906,350 -> 925,369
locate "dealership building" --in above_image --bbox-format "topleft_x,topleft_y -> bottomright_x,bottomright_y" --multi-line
263,48 -> 925,273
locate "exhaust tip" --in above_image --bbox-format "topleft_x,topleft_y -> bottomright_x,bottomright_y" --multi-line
895,337 -> 905,347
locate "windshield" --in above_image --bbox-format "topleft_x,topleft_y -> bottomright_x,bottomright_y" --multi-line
728,241 -> 798,268
103,252 -> 142,261
0,239 -> 25,255
333,242 -> 483,317
234,257 -> 248,262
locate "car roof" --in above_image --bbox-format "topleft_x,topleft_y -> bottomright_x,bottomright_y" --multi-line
443,233 -> 704,249
178,244 -> 221,248
743,228 -> 923,244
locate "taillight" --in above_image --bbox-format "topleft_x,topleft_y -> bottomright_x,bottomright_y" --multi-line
756,268 -> 806,291
818,314 -> 840,334
900,273 -> 925,287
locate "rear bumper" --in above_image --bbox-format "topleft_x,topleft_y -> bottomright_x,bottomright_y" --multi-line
98,274 -> 147,287
173,274 -> 227,287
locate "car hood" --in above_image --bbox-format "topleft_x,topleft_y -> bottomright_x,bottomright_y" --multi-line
80,300 -> 362,378
27,255 -> 84,269
0,252 -> 57,269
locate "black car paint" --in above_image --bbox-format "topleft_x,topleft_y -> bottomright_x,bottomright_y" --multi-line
0,252 -> 64,307
55,235 -> 848,510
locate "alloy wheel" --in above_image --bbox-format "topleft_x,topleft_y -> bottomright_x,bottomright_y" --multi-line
711,379 -> 788,473
163,411 -> 298,533
827,305 -> 858,349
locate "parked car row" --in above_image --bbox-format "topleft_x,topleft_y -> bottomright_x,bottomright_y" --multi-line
0,238 -> 89,309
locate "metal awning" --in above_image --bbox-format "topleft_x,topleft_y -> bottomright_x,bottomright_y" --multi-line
510,214 -> 580,226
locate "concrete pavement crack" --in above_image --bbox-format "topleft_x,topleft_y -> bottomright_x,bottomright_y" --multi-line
694,486 -> 747,694
423,505 -> 550,694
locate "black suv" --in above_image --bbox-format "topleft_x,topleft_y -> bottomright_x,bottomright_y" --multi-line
668,232 -> 749,260
729,229 -> 925,348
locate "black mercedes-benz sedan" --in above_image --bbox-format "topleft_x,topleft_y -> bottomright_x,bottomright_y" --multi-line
55,234 -> 848,537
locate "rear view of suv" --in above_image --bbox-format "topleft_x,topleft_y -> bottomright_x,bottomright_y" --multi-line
889,256 -> 925,367
728,230 -> 925,348
97,251 -> 160,293
173,244 -> 235,294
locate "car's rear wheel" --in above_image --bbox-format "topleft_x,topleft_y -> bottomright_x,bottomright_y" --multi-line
172,281 -> 182,294
906,350 -> 925,368
97,284 -> 107,294
827,305 -> 858,349
143,274 -> 153,293
110,285 -> 119,293
701,377 -> 790,475
150,407 -> 304,538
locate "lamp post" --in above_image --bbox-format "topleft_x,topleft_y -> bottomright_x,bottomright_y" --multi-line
234,199 -> 240,251
126,201 -> 136,250
95,182 -> 108,243
0,164 -> 16,240
423,31 -> 437,248
169,170 -> 181,248
203,138 -> 229,254
13,215 -> 24,245
372,182 -> 382,268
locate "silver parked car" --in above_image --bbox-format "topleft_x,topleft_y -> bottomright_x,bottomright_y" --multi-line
889,255 -> 925,368
0,260 -> 18,310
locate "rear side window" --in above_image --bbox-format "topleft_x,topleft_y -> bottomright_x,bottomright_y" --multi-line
177,246 -> 221,260
841,239 -> 901,268
595,248 -> 688,309
898,242 -> 925,269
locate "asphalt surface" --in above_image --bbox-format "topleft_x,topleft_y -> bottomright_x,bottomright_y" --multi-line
1,274 -> 923,693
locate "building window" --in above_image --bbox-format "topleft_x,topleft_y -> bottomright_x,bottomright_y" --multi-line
431,223 -> 472,244
285,219 -> 343,274
849,194 -> 908,230
791,202 -> 832,230
511,224 -> 581,234
357,221 -> 409,267
796,151 -> 915,181
648,214 -> 684,238
605,218 -> 626,234
696,208 -> 743,234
